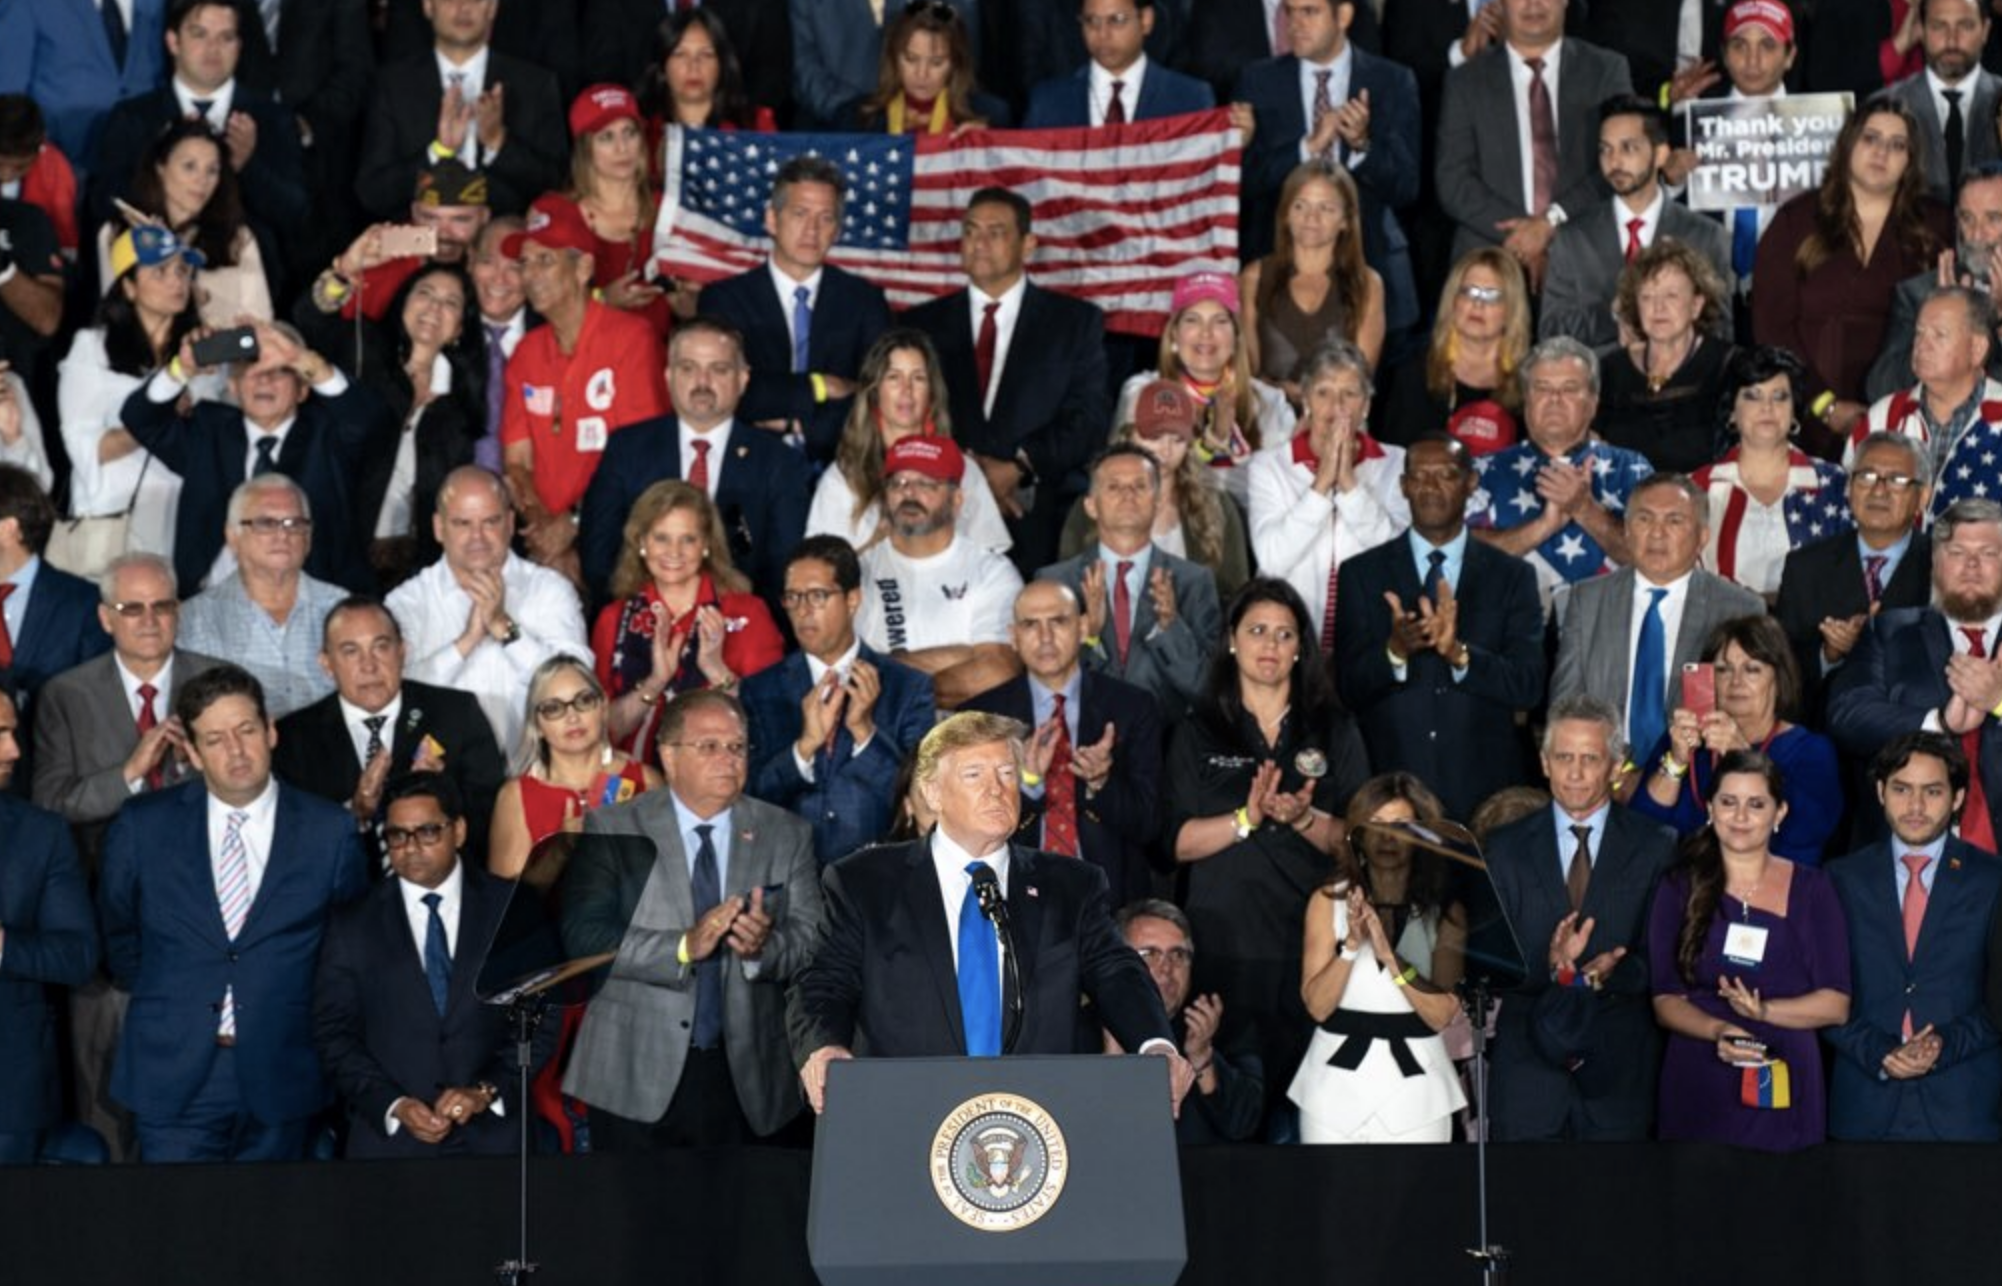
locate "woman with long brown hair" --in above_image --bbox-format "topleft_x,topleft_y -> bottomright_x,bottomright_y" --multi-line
560,84 -> 672,335
1752,95 -> 1951,457
1241,161 -> 1385,396
1376,246 -> 1531,456
852,0 -> 1009,132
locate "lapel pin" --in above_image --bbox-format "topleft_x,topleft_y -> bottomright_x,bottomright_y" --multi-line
740,828 -> 756,843
735,445 -> 749,458
1026,885 -> 1039,898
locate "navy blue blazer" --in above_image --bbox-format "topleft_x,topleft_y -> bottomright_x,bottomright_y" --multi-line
4,560 -> 114,797
960,670 -> 1163,906
0,0 -> 167,171
1234,48 -> 1422,333
121,377 -> 386,593
742,645 -> 936,866
1485,803 -> 1677,1141
312,863 -> 544,1158
100,780 -> 367,1124
1334,533 -> 1545,823
1829,609 -> 2002,847
0,796 -> 97,1131
89,86 -> 311,246
1827,839 -> 2002,1141
577,414 -> 811,604
788,840 -> 1171,1061
697,263 -> 891,464
1020,60 -> 1214,128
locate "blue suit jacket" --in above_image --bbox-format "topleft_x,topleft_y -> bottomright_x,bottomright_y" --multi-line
1020,60 -> 1215,128
0,0 -> 166,172
1234,48 -> 1422,333
101,780 -> 367,1123
960,670 -> 1163,906
4,560 -> 114,796
741,644 -> 935,865
121,378 -> 386,593
697,263 -> 892,464
0,795 -> 97,1131
1826,839 -> 2002,1141
577,414 -> 811,604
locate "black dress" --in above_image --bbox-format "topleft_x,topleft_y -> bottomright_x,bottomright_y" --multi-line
1164,701 -> 1369,1121
1375,354 -> 1520,457
1597,337 -> 1738,476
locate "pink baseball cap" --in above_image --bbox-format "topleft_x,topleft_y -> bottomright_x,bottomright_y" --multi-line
1170,270 -> 1240,317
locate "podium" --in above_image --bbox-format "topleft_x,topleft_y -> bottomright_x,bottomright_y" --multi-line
807,1056 -> 1188,1286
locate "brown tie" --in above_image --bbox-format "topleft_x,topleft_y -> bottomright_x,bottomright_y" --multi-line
1566,823 -> 1592,912
1526,57 -> 1558,216
1106,80 -> 1127,126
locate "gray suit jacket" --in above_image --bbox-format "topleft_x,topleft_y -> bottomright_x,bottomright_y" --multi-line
559,791 -> 825,1135
1865,269 -> 2002,402
1540,200 -> 1737,348
1551,567 -> 1764,726
1034,545 -> 1221,718
1435,37 -> 1633,262
31,649 -> 224,864
1886,69 -> 2002,203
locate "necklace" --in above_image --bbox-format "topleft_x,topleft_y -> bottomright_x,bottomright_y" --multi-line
1644,335 -> 1699,394
1725,862 -> 1766,920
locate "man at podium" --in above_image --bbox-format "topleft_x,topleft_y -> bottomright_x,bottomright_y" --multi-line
789,712 -> 1192,1112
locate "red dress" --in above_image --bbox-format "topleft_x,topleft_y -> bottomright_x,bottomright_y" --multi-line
591,575 -> 784,763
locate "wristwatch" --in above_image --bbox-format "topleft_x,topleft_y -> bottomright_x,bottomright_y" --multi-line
493,617 -> 521,646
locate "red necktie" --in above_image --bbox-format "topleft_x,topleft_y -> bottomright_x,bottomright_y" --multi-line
1106,80 -> 1127,126
136,681 -> 164,791
1960,626 -> 1997,852
1624,217 -> 1645,264
1901,853 -> 1930,1038
975,301 -> 999,407
1526,57 -> 1557,216
1044,693 -> 1078,857
1112,561 -> 1134,666
688,438 -> 711,494
0,583 -> 13,669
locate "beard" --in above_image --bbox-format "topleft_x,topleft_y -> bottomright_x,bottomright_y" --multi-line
1940,585 -> 2002,622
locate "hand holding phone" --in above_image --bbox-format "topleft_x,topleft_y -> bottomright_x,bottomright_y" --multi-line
377,224 -> 439,259
1682,662 -> 1717,721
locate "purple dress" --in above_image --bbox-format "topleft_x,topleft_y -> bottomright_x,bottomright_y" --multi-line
1648,864 -> 1850,1152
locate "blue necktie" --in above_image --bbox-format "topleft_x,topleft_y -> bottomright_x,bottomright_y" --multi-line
1732,207 -> 1760,282
791,285 -> 812,374
1426,549 -> 1448,600
957,861 -> 1001,1057
421,892 -> 451,1017
1630,588 -> 1669,762
690,823 -> 724,1049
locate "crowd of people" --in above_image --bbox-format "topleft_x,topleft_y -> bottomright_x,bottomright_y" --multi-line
5,0 -> 2002,1167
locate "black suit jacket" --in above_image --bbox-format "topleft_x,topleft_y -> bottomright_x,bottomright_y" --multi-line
311,864 -> 541,1157
228,0 -> 375,149
1234,47 -> 1421,331
1484,804 -> 1676,1142
960,672 -> 1164,906
1775,530 -> 1933,719
273,680 -> 505,873
577,414 -> 811,604
697,263 -> 891,463
788,840 -> 1172,1061
121,378 -> 386,593
378,0 -> 583,101
89,86 -> 310,250
581,0 -> 793,123
355,51 -> 568,220
902,281 -> 1108,572
1574,0 -> 1727,100
1186,0 -> 1380,102
1010,0 -> 1187,116
1334,533 -> 1545,823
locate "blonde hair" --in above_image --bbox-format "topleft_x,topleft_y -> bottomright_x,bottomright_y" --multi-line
610,480 -> 750,600
1425,246 -> 1531,410
912,711 -> 1028,790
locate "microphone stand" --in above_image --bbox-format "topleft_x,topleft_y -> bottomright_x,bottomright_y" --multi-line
973,875 -> 1025,1054
1461,977 -> 1509,1286
494,992 -> 548,1286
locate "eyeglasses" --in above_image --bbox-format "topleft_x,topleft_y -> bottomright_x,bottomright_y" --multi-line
239,516 -> 313,535
781,587 -> 842,609
1136,945 -> 1195,967
383,821 -> 452,849
666,738 -> 750,760
1080,10 -> 1137,31
108,599 -> 180,618
1458,284 -> 1505,305
1852,468 -> 1922,492
534,690 -> 605,721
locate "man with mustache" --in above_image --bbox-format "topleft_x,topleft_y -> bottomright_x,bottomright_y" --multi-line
1867,168 -> 2002,402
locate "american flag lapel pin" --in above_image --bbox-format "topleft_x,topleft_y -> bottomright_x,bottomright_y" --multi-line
1026,885 -> 1039,898
740,828 -> 756,843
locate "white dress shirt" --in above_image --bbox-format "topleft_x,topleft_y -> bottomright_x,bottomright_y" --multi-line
1507,42 -> 1565,220
966,275 -> 1026,418
434,46 -> 492,168
1089,54 -> 1149,127
172,78 -> 236,129
207,777 -> 280,918
792,639 -> 866,782
1626,569 -> 1693,711
339,692 -> 403,769
678,418 -> 735,499
768,261 -> 824,367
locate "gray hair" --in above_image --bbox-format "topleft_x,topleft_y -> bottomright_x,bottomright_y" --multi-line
1935,497 -> 2002,543
1297,337 -> 1376,402
99,551 -> 177,603
1629,471 -> 1711,528
1921,284 -> 1996,348
1524,336 -> 1602,395
1116,897 -> 1193,942
224,472 -> 312,528
1850,431 -> 1933,489
1540,692 -> 1629,764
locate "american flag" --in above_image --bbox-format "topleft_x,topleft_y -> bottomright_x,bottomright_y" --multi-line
650,112 -> 1241,336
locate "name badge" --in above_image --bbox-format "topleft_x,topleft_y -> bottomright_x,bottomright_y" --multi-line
575,415 -> 609,452
1722,922 -> 1769,969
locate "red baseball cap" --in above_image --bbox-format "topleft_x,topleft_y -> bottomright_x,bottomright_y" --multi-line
502,194 -> 596,258
882,435 -> 964,483
1722,0 -> 1794,44
569,83 -> 642,140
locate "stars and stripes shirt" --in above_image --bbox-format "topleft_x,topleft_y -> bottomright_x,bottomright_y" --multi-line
1468,438 -> 1655,614
1851,378 -> 2002,525
1691,448 -> 1851,596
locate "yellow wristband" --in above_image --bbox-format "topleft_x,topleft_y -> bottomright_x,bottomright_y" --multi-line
1658,80 -> 1673,110
676,934 -> 691,967
1020,770 -> 1043,788
167,355 -> 188,383
428,139 -> 455,162
1990,697 -> 2002,720
1810,391 -> 1836,419
1081,634 -> 1102,650
1390,964 -> 1418,988
810,372 -> 829,404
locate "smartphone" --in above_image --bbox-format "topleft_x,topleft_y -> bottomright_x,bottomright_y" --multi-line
191,326 -> 259,368
377,224 -> 439,258
1682,662 -> 1717,720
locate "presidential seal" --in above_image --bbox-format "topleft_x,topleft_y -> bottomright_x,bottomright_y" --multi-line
928,1093 -> 1069,1231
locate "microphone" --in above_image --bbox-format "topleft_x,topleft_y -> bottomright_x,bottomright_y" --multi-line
969,862 -> 1010,927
